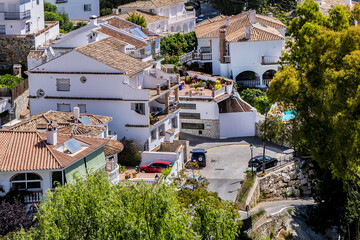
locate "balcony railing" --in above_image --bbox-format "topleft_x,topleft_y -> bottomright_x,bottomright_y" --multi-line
56,0 -> 68,3
5,10 -> 31,20
263,78 -> 272,86
24,190 -> 43,204
150,103 -> 180,125
224,55 -> 231,63
107,162 -> 119,183
261,56 -> 280,65
168,10 -> 196,24
237,80 -> 261,87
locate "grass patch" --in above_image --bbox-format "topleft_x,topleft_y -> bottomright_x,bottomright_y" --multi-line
237,173 -> 255,208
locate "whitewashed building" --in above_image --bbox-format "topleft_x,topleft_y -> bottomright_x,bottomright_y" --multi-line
117,0 -> 196,33
27,37 -> 181,151
192,11 -> 286,88
0,0 -> 59,47
174,71 -> 257,138
45,0 -> 99,20
46,16 -> 162,66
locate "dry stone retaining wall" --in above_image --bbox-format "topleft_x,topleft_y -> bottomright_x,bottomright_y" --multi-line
0,36 -> 35,66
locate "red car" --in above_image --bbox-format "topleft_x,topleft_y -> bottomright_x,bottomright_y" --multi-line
139,160 -> 172,173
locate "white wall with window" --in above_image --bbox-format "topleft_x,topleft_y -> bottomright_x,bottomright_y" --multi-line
45,0 -> 100,20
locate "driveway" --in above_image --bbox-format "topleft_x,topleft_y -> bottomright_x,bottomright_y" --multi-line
182,133 -> 291,201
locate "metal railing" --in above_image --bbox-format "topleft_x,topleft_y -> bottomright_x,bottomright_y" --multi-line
202,53 -> 212,60
5,10 -> 31,20
150,103 -> 180,125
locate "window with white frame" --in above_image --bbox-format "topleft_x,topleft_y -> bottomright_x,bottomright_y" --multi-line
57,103 -> 71,112
158,124 -> 165,137
171,117 -> 178,128
131,103 -> 145,115
56,79 -> 70,91
11,173 -> 42,190
151,129 -> 157,141
84,4 -> 92,11
78,104 -> 86,113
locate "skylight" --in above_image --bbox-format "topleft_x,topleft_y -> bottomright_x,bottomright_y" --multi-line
80,116 -> 92,126
64,138 -> 82,153
130,28 -> 147,39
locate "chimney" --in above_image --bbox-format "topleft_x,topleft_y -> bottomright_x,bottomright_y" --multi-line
87,30 -> 99,43
225,17 -> 230,27
13,64 -> 21,78
219,28 -> 226,63
112,8 -> 119,15
245,27 -> 251,40
268,12 -> 273,17
89,15 -> 98,26
46,121 -> 58,145
247,10 -> 256,24
73,107 -> 80,121
167,79 -> 171,89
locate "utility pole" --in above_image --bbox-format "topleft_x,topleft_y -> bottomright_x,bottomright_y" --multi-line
262,108 -> 269,173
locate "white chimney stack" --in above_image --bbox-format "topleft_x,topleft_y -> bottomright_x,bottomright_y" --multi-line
87,30 -> 99,43
268,12 -> 273,17
46,121 -> 58,145
225,17 -> 230,27
89,15 -> 98,26
73,107 -> 80,121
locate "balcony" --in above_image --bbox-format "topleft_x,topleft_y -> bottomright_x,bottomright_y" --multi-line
237,80 -> 261,87
24,190 -> 43,204
150,103 -> 180,126
5,10 -> 31,20
56,0 -> 68,3
106,161 -> 119,184
261,56 -> 280,65
168,10 -> 196,24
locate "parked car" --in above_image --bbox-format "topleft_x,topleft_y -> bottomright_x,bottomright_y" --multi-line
138,160 -> 172,173
248,156 -> 278,172
196,14 -> 205,23
191,149 -> 207,167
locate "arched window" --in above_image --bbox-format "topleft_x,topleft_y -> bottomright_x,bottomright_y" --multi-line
10,173 -> 42,190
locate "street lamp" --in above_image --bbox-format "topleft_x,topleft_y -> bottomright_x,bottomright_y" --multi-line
250,144 -> 254,175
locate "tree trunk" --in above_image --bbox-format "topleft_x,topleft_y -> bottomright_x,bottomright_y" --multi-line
262,141 -> 266,173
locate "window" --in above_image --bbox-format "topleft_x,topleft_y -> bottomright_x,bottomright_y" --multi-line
11,173 -> 42,190
181,123 -> 204,130
36,89 -> 45,98
52,171 -> 63,188
131,103 -> 145,115
180,103 -> 196,109
0,25 -> 5,35
159,124 -> 165,137
151,129 -> 157,141
171,117 -> 178,128
78,104 -> 86,113
180,112 -> 200,119
56,79 -> 70,91
25,22 -> 30,32
57,103 -> 71,112
37,0 -> 40,5
84,4 -> 92,11
80,76 -> 87,83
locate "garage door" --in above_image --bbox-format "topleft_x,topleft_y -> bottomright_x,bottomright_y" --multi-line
219,112 -> 256,138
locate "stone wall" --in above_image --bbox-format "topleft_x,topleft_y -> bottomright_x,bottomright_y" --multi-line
259,160 -> 315,198
0,36 -> 35,66
13,89 -> 29,120
180,118 -> 219,138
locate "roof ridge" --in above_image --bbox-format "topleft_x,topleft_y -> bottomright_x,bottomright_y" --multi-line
251,23 -> 284,39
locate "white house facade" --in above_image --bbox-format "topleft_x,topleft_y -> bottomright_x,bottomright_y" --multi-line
27,37 -> 181,151
0,0 -> 59,47
191,11 -> 286,88
118,0 -> 196,33
45,0 -> 100,20
174,71 -> 257,138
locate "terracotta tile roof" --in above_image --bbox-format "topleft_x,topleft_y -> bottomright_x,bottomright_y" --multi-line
28,50 -> 45,59
98,26 -> 147,49
8,110 -> 111,137
103,140 -> 124,157
0,131 -> 110,172
76,37 -> 151,76
256,15 -> 286,29
195,11 -> 284,42
119,0 -> 185,9
105,17 -> 134,29
118,10 -> 168,23
196,15 -> 227,27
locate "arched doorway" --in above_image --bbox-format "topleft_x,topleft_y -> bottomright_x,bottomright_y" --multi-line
236,71 -> 260,88
262,69 -> 277,86
10,173 -> 42,190
176,25 -> 182,32
183,23 -> 189,33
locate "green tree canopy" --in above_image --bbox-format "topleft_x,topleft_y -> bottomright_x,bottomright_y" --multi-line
160,32 -> 197,57
239,88 -> 271,115
0,74 -> 23,90
126,13 -> 147,28
44,3 -> 74,33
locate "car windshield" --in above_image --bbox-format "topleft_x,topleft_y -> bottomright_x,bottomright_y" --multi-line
192,152 -> 203,158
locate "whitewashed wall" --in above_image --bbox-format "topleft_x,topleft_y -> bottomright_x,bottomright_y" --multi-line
219,111 -> 256,138
45,0 -> 100,20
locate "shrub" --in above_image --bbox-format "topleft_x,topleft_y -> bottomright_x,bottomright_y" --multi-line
118,139 -> 141,166
0,74 -> 23,90
237,173 -> 255,204
161,167 -> 172,178
239,88 -> 271,115
185,77 -> 191,84
126,13 -> 147,28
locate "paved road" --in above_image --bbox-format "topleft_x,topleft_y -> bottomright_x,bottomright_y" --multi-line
251,199 -> 315,216
182,134 -> 289,201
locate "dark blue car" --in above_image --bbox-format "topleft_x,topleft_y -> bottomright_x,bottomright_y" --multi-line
191,149 -> 207,167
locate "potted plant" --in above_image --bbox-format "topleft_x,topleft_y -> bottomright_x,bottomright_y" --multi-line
132,173 -> 137,178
